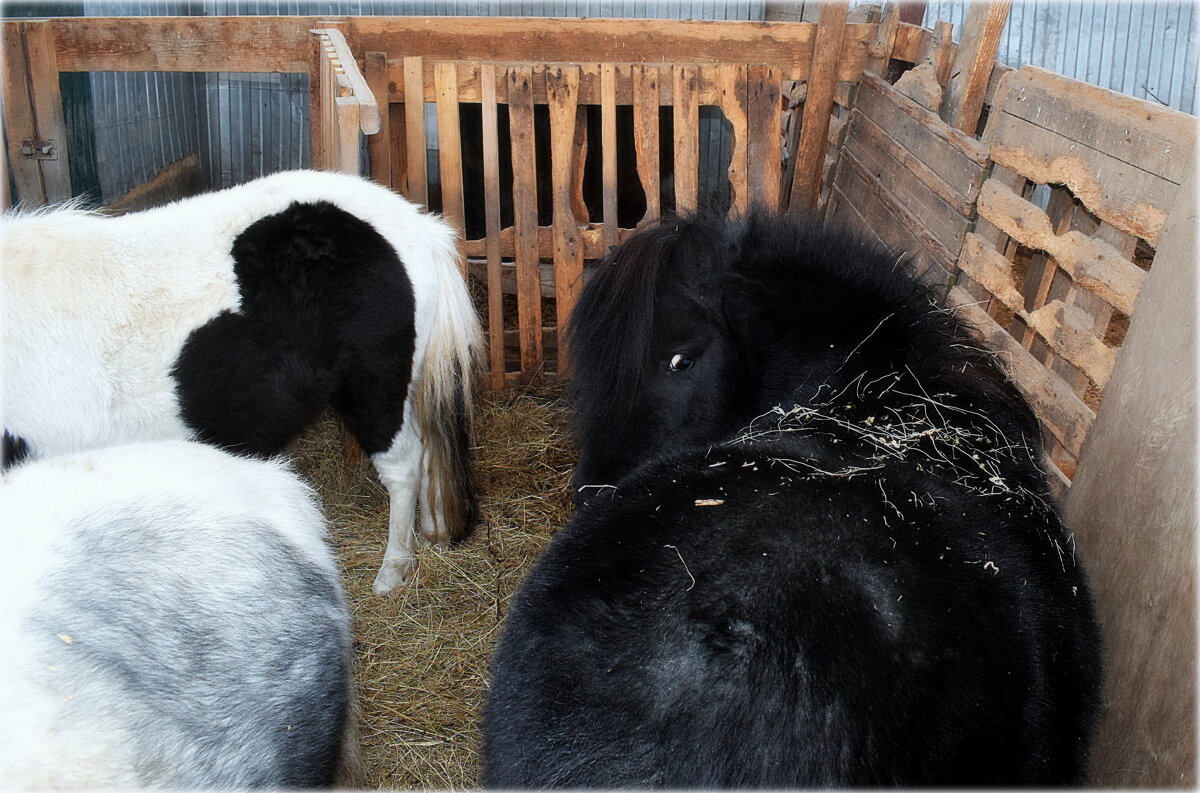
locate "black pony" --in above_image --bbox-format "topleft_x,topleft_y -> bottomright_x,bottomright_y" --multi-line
483,210 -> 1102,787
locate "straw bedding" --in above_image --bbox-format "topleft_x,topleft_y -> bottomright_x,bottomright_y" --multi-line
288,385 -> 577,789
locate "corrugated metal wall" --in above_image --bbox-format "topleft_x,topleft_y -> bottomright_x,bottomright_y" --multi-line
923,1 -> 1198,114
54,1 -> 1200,201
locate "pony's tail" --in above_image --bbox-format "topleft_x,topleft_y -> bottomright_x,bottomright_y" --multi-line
412,226 -> 482,543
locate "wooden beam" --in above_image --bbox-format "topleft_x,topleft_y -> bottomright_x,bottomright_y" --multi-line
23,21 -> 71,202
2,23 -> 44,205
941,0 -> 1010,133
788,0 -> 847,212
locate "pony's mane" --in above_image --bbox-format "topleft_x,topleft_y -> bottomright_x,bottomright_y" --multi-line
566,215 -> 701,425
3,195 -> 100,222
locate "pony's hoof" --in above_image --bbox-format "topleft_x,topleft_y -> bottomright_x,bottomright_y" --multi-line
372,558 -> 416,593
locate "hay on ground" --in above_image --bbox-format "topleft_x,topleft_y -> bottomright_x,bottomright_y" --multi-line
288,385 -> 576,789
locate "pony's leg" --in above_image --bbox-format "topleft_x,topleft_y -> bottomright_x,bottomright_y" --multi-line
369,403 -> 426,594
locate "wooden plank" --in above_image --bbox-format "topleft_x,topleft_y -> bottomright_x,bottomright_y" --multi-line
365,51 -> 391,187
480,63 -> 505,390
600,62 -> 618,249
947,286 -> 1095,457
2,24 -> 43,205
841,119 -> 970,256
848,105 -> 981,216
986,112 -> 1179,247
547,64 -> 584,375
941,0 -> 1010,133
308,37 -> 326,172
22,21 -> 71,202
916,19 -> 954,86
333,97 -> 360,175
837,145 -> 960,272
570,103 -> 588,223
672,64 -> 700,213
46,16 -> 315,73
976,178 -> 1148,316
508,65 -> 543,378
402,56 -> 427,206
717,63 -> 749,214
865,1 -> 901,77
631,64 -> 661,226
989,66 -> 1197,184
434,61 -> 466,237
789,0 -> 847,211
856,73 -> 988,185
388,102 -> 407,195
1062,153 -> 1197,789
746,64 -> 783,210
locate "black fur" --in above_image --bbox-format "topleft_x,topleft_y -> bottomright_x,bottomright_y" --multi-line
173,200 -> 417,457
2,430 -> 31,470
484,210 -> 1102,787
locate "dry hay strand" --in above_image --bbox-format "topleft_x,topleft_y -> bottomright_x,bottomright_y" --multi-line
288,384 -> 576,789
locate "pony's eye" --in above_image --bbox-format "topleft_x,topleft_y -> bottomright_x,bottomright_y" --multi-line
669,353 -> 695,372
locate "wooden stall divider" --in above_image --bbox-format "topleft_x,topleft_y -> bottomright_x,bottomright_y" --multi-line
507,64 -> 543,379
672,64 -> 700,213
402,56 -> 428,205
600,62 -> 619,251
789,0 -> 848,211
547,64 -> 584,375
480,63 -> 506,390
631,63 -> 661,226
940,0 -> 1010,133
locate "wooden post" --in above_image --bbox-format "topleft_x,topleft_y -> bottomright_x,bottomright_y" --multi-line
1063,152 -> 1197,787
787,0 -> 847,212
365,51 -> 391,187
3,23 -> 43,205
941,0 -> 1010,134
23,21 -> 71,202
865,2 -> 901,78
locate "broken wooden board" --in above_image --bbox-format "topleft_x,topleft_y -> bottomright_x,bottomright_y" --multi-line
985,66 -> 1198,247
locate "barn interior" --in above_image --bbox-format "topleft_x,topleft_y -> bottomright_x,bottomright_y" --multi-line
2,1 -> 1196,787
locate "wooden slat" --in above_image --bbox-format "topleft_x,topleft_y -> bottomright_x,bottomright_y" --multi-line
2,24 -> 43,205
388,102 -> 407,195
837,145 -> 960,273
789,1 -> 847,211
402,56 -> 427,206
365,51 -> 391,187
508,65 -> 543,378
865,1 -> 900,77
672,64 -> 700,213
308,36 -> 326,171
480,63 -> 505,389
333,97 -> 361,174
917,19 -> 954,86
941,0 -> 1010,133
840,116 -> 970,257
22,21 -> 71,202
435,61 -> 466,237
570,103 -> 588,223
631,64 -> 661,226
746,64 -> 783,210
957,234 -> 1119,388
989,66 -> 1196,184
547,64 -> 584,375
718,63 -> 749,214
975,178 -> 1147,316
947,286 -> 1095,457
847,105 -> 981,216
600,62 -> 618,249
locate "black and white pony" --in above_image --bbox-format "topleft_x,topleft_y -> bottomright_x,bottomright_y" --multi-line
483,211 -> 1102,786
1,170 -> 481,592
0,440 -> 352,788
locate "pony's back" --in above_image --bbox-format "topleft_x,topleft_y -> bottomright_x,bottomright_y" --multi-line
0,440 -> 352,788
484,441 -> 1100,787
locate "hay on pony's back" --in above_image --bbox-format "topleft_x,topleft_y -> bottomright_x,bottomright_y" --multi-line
289,385 -> 576,788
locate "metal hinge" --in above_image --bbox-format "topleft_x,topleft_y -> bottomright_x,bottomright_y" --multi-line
19,138 -> 57,160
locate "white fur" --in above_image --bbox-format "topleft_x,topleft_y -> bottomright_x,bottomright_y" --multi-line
0,440 -> 350,788
1,170 -> 481,592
